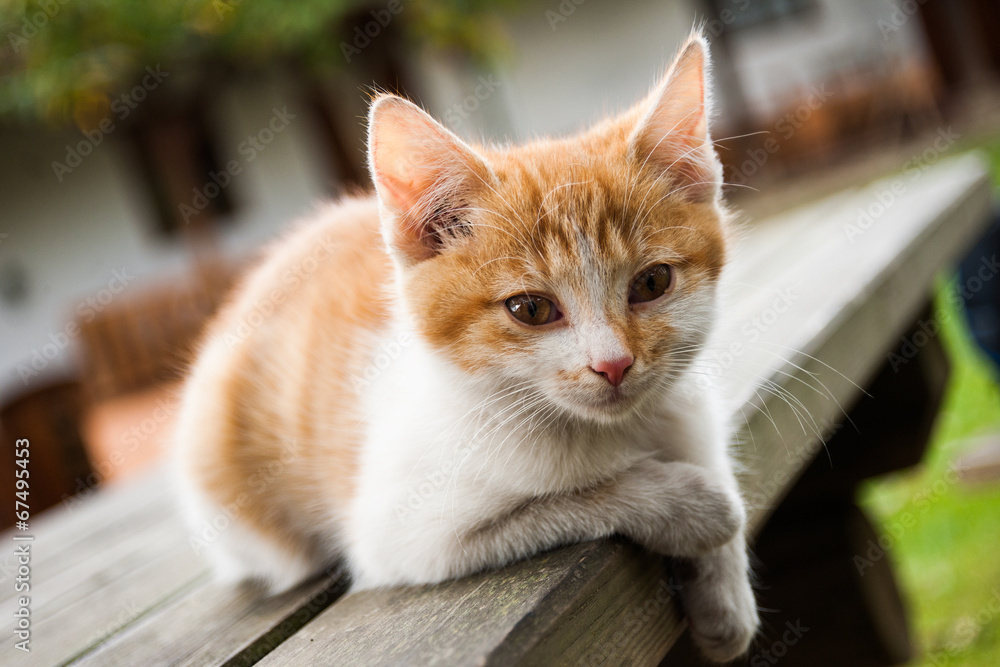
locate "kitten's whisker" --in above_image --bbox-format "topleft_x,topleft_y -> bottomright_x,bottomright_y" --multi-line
444,389 -> 546,517
750,341 -> 869,396
468,393 -> 549,492
720,182 -> 760,192
633,136 -> 711,218
403,379 -> 539,490
726,342 -> 862,432
472,256 -> 525,278
737,405 -> 758,453
497,401 -> 560,479
711,130 -> 771,145
536,179 -> 593,221
466,171 -> 533,243
624,107 -> 700,213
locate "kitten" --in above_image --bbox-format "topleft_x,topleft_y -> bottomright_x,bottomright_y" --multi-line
175,32 -> 759,662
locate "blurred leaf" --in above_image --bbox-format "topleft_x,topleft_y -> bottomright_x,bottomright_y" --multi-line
0,0 -> 527,125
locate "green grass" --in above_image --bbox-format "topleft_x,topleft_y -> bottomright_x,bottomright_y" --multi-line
858,141 -> 1000,666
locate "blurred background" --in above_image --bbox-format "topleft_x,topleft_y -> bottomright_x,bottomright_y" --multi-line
1,0 -> 999,664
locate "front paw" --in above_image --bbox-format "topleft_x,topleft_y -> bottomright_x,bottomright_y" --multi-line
625,461 -> 744,557
688,582 -> 759,662
679,546 -> 760,663
678,473 -> 745,556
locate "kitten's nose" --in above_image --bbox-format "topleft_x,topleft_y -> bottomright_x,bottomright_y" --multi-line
590,355 -> 634,387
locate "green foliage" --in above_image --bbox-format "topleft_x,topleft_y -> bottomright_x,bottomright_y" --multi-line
0,0 -> 520,124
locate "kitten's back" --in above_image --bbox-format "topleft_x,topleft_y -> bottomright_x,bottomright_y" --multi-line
175,196 -> 390,584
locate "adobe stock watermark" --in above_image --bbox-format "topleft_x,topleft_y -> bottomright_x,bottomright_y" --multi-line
6,0 -> 72,53
188,438 -> 301,555
545,0 -> 586,30
728,84 -> 833,185
62,397 -> 177,512
51,66 -> 170,182
584,575 -> 683,666
340,0 -> 411,63
749,619 -> 810,666
82,600 -> 142,648
394,431 -> 483,522
886,252 -> 999,372
393,412 -> 542,523
14,268 -> 135,386
443,75 -> 502,127
923,586 -> 1000,665
843,126 -> 960,243
853,465 -> 961,576
744,418 -> 843,512
179,106 -> 296,224
877,0 -> 928,40
704,0 -> 752,38
391,394 -> 567,522
222,233 -> 337,348
351,332 -> 414,393
685,287 -> 798,398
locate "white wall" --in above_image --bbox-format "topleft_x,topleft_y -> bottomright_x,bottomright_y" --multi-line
426,0 -> 932,142
726,0 -> 932,117
462,0 -> 701,142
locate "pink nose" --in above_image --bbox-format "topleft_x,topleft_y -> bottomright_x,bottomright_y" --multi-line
590,355 -> 634,387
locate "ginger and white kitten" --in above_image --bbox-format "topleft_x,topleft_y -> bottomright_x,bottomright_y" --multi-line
175,33 -> 759,661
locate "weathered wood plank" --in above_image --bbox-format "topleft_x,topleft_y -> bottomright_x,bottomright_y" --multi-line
256,154 -> 993,666
0,489 -> 179,612
0,468 -> 173,603
0,467 -> 210,666
5,523 -> 206,666
71,568 -> 349,667
0,511 -> 196,618
728,154 -> 993,525
252,540 -> 683,667
483,541 -> 686,666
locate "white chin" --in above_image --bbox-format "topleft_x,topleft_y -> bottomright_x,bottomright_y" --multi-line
564,393 -> 638,423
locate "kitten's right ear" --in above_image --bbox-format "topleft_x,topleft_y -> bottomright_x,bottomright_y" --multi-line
367,95 -> 493,263
628,33 -> 722,203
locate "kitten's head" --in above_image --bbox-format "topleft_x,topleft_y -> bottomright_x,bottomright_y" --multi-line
367,33 -> 727,424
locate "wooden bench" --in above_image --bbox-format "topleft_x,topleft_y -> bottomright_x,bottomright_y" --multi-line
3,154 -> 993,666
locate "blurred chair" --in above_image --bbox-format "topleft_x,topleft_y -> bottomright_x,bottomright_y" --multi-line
74,259 -> 243,484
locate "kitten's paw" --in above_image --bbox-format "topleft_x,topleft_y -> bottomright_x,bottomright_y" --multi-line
681,554 -> 759,663
678,476 -> 744,556
624,461 -> 744,556
689,599 -> 759,663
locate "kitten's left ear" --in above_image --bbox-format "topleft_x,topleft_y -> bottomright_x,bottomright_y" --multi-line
629,34 -> 722,203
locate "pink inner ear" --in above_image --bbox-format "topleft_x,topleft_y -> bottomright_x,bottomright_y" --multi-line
371,114 -> 443,215
377,170 -> 421,214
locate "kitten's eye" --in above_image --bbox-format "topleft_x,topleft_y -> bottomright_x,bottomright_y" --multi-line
505,294 -> 559,326
629,264 -> 674,304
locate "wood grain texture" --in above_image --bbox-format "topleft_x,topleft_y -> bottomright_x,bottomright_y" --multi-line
72,568 -> 349,667
0,467 -> 173,604
7,155 -> 988,666
5,515 -> 206,666
254,540 -> 685,667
